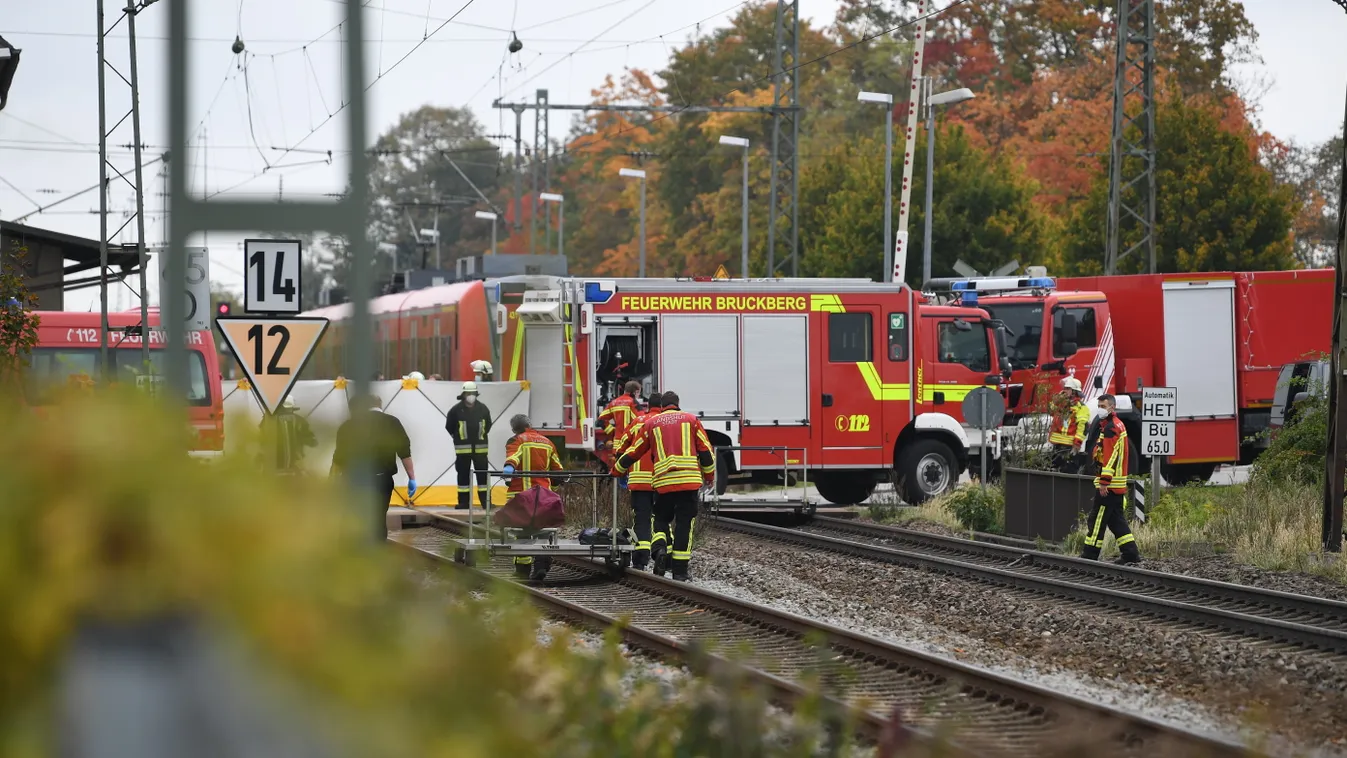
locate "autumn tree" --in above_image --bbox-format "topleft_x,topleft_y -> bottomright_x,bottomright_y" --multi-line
1265,128 -> 1343,266
0,244 -> 40,402
1062,94 -> 1297,274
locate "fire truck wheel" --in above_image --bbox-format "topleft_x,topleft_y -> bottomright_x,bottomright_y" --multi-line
813,473 -> 878,506
715,451 -> 732,496
897,438 -> 956,504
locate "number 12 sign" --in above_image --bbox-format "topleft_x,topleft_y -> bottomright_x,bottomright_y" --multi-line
243,239 -> 302,314
217,316 -> 328,415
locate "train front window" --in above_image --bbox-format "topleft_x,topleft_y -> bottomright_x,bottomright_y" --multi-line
26,348 -> 210,406
979,303 -> 1043,370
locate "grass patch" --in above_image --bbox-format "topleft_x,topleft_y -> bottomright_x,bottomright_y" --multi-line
866,483 -> 1003,536
1084,478 -> 1347,583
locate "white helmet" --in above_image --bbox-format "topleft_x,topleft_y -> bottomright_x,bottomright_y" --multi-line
460,380 -> 479,395
470,359 -> 493,375
1061,376 -> 1083,393
408,371 -> 425,381
282,396 -> 297,410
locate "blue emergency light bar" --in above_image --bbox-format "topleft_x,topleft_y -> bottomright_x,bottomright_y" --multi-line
949,276 -> 1055,292
584,280 -> 616,304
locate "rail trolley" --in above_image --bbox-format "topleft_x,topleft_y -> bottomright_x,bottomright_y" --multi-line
448,469 -> 635,574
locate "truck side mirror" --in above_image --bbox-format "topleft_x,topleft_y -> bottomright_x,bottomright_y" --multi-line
1093,375 -> 1103,390
1057,311 -> 1079,343
1058,341 -> 1078,357
1293,391 -> 1309,405
984,374 -> 1001,385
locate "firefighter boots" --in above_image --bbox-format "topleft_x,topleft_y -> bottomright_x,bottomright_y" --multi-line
529,556 -> 553,581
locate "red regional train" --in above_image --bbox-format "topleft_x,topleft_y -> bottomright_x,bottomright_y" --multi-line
300,275 -> 556,381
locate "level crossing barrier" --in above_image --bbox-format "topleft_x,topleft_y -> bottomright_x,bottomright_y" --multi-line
219,378 -> 531,507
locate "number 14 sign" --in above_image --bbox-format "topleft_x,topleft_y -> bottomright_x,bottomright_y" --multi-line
243,238 -> 302,314
217,317 -> 328,415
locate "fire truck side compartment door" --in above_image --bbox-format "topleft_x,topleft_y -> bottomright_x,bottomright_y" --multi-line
1162,280 -> 1237,418
741,315 -> 809,426
525,324 -> 565,429
662,314 -> 740,418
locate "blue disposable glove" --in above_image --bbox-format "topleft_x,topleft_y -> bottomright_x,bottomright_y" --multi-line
407,479 -> 418,498
503,464 -> 516,474
618,475 -> 629,490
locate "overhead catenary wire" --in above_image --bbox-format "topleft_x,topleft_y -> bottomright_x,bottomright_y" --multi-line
556,0 -> 974,158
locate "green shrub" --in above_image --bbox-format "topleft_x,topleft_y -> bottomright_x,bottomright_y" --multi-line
0,387 -> 871,757
943,482 -> 1005,534
1252,375 -> 1328,489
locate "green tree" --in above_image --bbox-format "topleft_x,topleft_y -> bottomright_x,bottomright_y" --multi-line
797,125 -> 1059,280
1063,95 -> 1297,274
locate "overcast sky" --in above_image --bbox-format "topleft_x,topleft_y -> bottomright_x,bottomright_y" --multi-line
1,0 -> 1344,312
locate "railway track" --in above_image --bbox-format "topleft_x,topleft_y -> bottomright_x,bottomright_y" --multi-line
717,515 -> 1347,657
391,518 -> 1248,758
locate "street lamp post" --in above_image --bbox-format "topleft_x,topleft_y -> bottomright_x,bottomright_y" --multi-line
540,193 -> 564,259
474,210 -> 498,255
858,91 -> 895,283
719,135 -> 750,278
922,85 -> 976,286
619,168 -> 648,277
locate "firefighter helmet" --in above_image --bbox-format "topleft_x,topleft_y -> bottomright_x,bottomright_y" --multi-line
460,380 -> 480,397
1061,376 -> 1083,394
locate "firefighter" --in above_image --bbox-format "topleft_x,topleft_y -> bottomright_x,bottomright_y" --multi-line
1048,376 -> 1090,473
1081,394 -> 1142,565
503,413 -> 565,580
597,380 -> 642,461
446,381 -> 492,510
614,390 -> 715,581
615,391 -> 664,570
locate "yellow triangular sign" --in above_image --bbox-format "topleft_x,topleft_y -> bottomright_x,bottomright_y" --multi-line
217,317 -> 328,414
712,264 -> 730,280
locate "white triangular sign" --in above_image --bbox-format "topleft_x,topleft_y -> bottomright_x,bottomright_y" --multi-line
217,317 -> 328,414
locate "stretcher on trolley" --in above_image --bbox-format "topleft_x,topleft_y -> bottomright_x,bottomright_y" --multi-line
447,469 -> 635,572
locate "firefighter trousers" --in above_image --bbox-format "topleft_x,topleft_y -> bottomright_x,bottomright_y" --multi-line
651,489 -> 697,579
455,451 -> 489,508
630,490 -> 655,569
1081,491 -> 1141,562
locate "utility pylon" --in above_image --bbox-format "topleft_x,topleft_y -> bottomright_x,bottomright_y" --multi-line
532,89 -> 549,255
97,0 -> 155,376
1104,0 -> 1157,276
492,0 -> 802,275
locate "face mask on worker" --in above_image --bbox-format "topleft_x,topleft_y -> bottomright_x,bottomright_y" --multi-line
465,395 -> 477,406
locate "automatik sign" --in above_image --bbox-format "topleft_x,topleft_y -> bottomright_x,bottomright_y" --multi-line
1141,386 -> 1177,457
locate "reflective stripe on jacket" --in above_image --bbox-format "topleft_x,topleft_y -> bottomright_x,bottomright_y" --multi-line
614,406 -> 715,493
504,429 -> 564,492
1050,399 -> 1091,447
598,394 -> 638,444
615,407 -> 663,491
1092,414 -> 1129,493
446,401 -> 492,454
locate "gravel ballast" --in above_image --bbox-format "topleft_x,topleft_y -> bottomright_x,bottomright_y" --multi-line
692,529 -> 1347,755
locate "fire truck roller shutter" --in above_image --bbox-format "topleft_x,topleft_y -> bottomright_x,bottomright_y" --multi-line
1162,281 -> 1238,419
661,314 -> 740,418
525,325 -> 565,430
741,315 -> 809,427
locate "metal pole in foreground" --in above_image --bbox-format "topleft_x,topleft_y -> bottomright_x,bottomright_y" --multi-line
740,146 -> 749,277
638,177 -> 647,277
126,0 -> 150,371
978,392 -> 988,493
1322,76 -> 1347,553
858,91 -> 895,285
923,80 -> 936,289
96,0 -> 110,381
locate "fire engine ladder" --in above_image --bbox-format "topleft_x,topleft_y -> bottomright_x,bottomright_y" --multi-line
561,283 -> 581,429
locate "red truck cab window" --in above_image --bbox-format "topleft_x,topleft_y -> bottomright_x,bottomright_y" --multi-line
935,320 -> 992,374
1052,306 -> 1099,356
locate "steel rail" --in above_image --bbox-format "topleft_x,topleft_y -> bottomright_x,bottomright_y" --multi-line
392,519 -> 1249,758
718,516 -> 1347,655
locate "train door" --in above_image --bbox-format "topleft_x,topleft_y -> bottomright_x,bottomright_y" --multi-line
818,306 -> 885,465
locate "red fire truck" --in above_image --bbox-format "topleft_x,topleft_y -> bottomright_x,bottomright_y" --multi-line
926,269 -> 1333,483
511,277 -> 1007,504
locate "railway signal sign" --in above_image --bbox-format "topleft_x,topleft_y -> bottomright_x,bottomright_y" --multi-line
243,239 -> 303,314
1140,386 -> 1177,457
217,316 -> 328,415
155,246 -> 211,332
